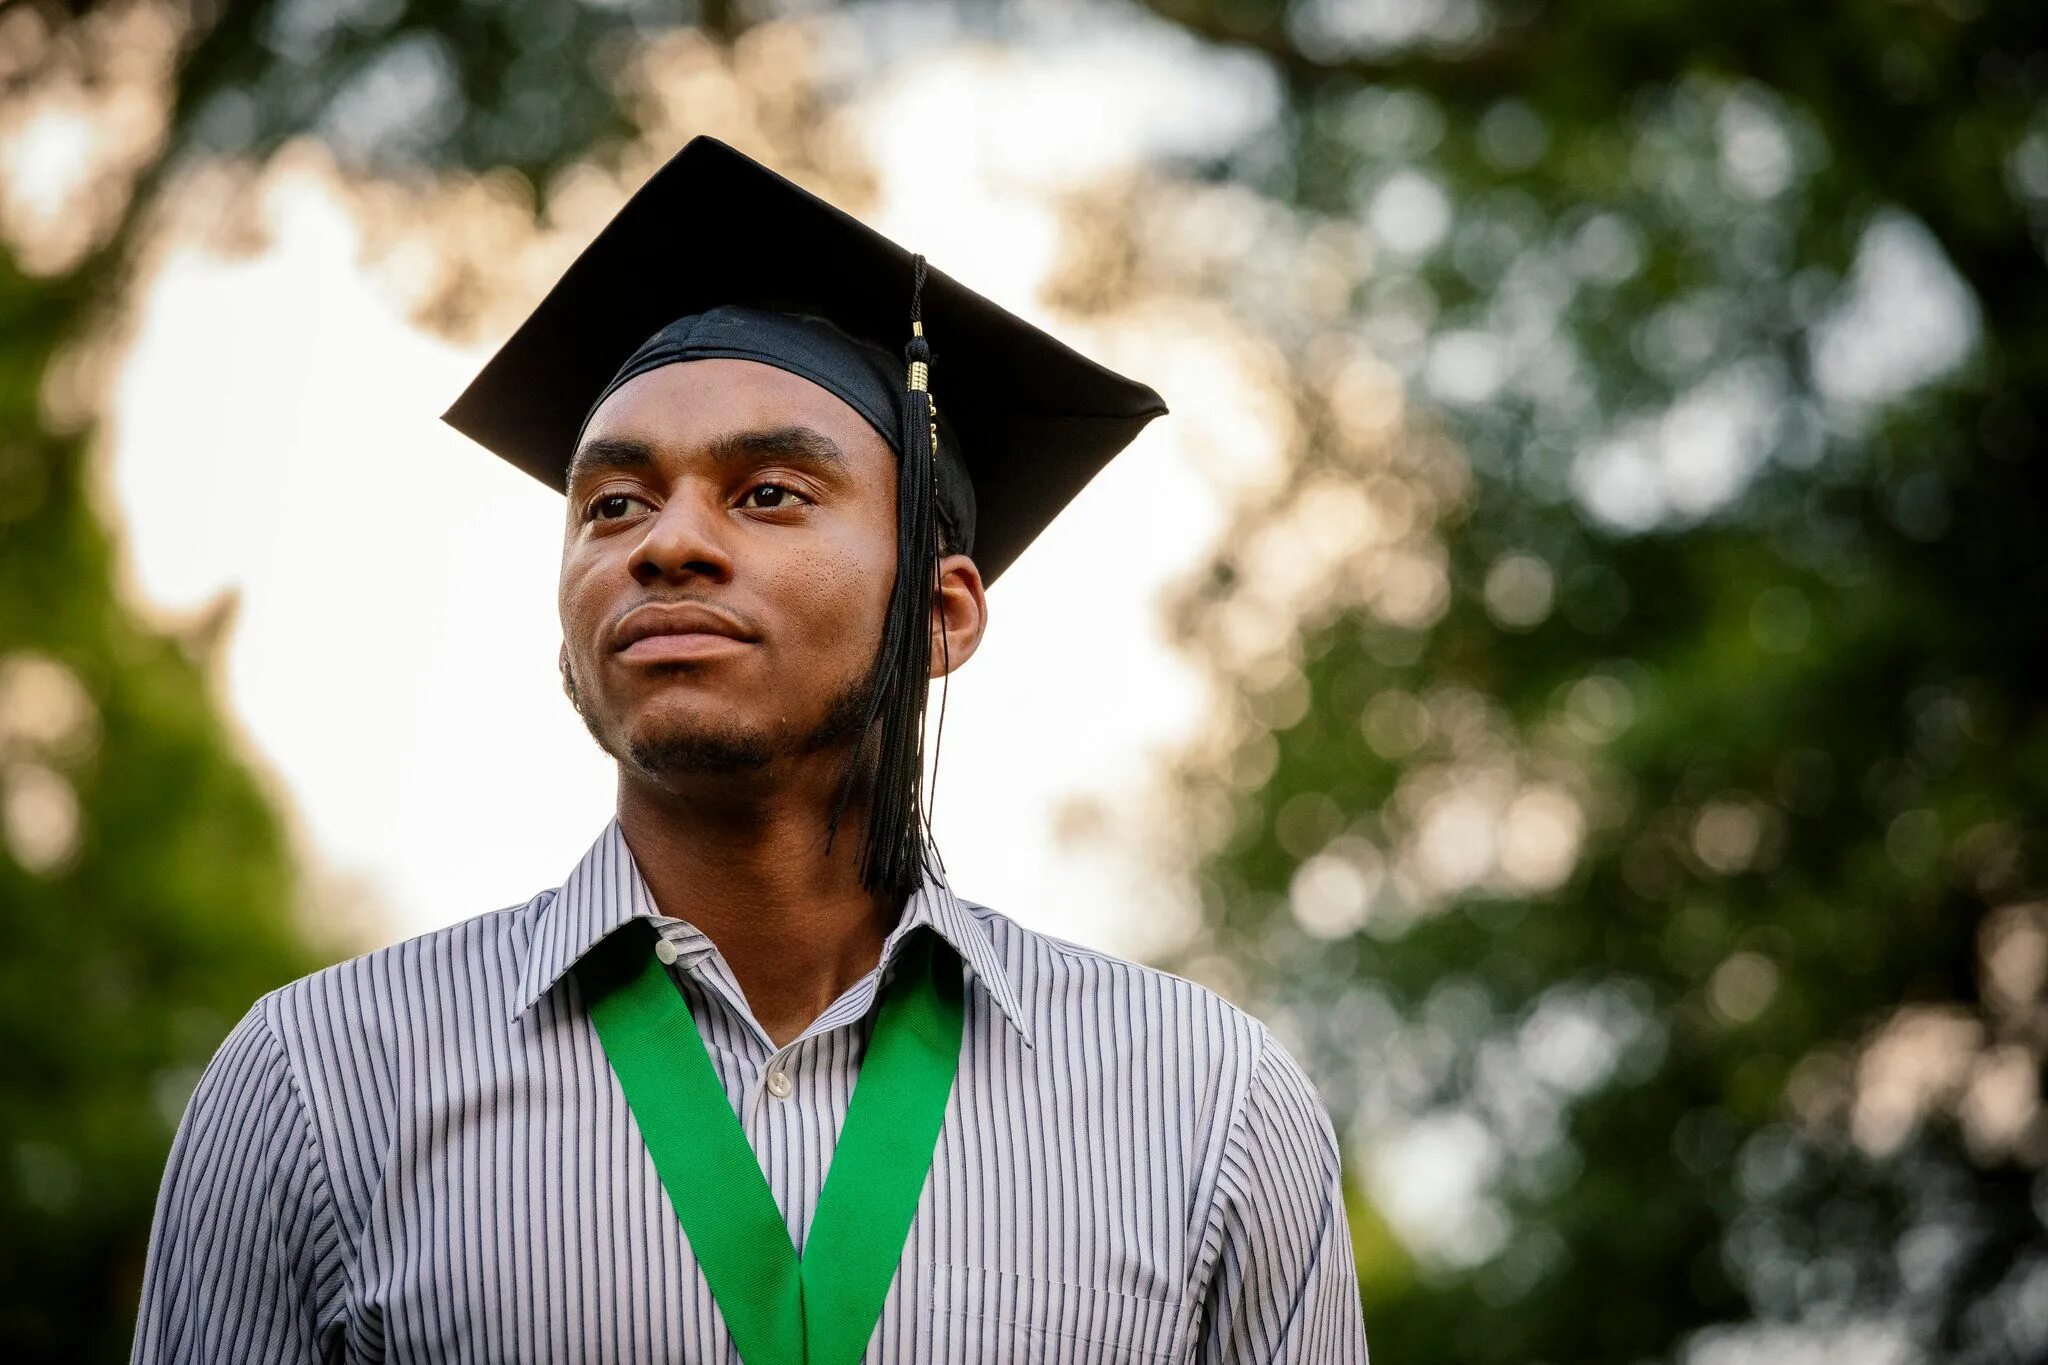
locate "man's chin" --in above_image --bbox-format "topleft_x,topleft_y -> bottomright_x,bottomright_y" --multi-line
619,720 -> 777,779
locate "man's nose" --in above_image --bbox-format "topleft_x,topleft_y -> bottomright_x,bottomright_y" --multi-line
627,492 -> 735,584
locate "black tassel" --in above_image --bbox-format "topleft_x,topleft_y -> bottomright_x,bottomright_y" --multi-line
825,255 -> 943,897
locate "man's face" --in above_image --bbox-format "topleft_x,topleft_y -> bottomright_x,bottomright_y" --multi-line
559,357 -> 913,786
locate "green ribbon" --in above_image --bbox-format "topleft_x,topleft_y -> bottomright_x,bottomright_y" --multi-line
577,919 -> 964,1365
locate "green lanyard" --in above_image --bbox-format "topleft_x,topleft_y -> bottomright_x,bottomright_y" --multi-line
576,919 -> 964,1365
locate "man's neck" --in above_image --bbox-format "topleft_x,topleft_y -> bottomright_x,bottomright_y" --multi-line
615,776 -> 904,1049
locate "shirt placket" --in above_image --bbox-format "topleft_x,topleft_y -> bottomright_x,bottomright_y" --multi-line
665,927 -> 907,1252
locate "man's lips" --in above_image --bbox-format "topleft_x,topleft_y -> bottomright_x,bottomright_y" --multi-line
616,632 -> 752,663
611,601 -> 757,662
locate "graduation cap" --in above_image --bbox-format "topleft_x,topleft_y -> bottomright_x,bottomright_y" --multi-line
441,134 -> 1168,897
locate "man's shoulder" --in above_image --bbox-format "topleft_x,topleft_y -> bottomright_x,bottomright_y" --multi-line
957,902 -> 1345,1179
249,889 -> 555,1042
954,897 -> 1274,1054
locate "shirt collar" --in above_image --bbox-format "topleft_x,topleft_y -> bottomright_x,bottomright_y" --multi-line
509,815 -> 1033,1048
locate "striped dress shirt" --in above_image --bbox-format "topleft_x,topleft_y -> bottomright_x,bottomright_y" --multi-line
131,815 -> 1369,1362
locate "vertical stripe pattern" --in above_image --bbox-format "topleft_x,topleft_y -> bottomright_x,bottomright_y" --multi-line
130,816 -> 1369,1362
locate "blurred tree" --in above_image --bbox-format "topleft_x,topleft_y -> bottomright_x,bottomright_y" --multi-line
12,0 -> 2048,1362
0,1 -> 775,1358
1112,1 -> 2048,1361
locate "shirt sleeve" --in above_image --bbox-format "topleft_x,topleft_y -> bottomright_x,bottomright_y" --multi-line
1194,1024 -> 1370,1363
130,997 -> 342,1363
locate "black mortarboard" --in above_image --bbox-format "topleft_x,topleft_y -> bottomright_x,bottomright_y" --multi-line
440,135 -> 1168,897
440,134 -> 1168,586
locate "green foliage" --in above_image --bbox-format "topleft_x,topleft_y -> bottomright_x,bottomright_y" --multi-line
0,266 -> 322,1356
1142,1 -> 2048,1360
8,0 -> 2046,1360
0,1 -> 703,1357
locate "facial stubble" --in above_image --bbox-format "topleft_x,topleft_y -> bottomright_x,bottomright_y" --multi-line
565,647 -> 885,782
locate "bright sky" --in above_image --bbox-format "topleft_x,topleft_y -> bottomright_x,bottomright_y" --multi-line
97,30 -> 1284,959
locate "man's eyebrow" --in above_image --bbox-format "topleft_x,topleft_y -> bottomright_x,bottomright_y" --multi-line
705,425 -> 850,475
565,436 -> 656,490
566,426 -> 851,489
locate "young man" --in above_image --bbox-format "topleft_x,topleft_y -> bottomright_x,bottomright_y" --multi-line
131,136 -> 1369,1363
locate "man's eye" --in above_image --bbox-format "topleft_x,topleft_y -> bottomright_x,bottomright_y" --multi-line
587,493 -> 651,522
743,483 -> 809,510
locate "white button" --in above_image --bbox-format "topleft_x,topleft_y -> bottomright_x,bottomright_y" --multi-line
653,937 -> 679,966
765,1068 -> 793,1099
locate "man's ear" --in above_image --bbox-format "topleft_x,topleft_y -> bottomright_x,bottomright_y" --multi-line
929,552 -> 987,679
558,643 -> 581,712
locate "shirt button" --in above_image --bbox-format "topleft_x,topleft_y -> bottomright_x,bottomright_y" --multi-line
653,937 -> 680,966
765,1068 -> 793,1099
